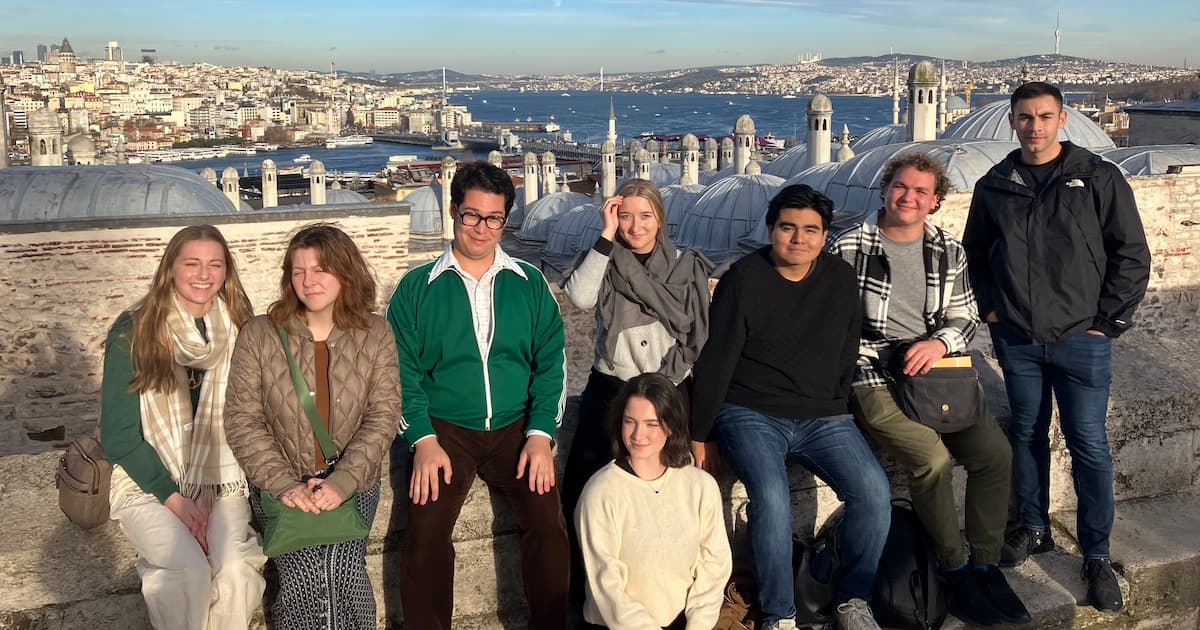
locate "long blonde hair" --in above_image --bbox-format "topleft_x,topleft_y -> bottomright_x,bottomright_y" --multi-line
127,225 -> 253,393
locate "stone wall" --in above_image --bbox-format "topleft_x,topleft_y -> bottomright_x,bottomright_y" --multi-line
0,203 -> 425,455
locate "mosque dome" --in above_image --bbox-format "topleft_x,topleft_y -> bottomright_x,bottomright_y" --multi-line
697,170 -> 726,186
1100,145 -> 1200,176
944,99 -> 1116,151
660,183 -> 707,239
623,162 -> 681,190
762,143 -> 837,178
946,95 -> 969,111
66,134 -> 94,153
320,188 -> 370,205
517,192 -> 593,242
675,172 -> 785,253
405,182 -> 444,235
779,161 -> 842,193
0,165 -> 238,224
544,204 -> 603,257
735,115 -> 756,134
808,94 -> 832,113
852,124 -> 910,153
908,61 -> 938,84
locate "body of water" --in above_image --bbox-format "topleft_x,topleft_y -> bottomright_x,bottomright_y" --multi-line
169,90 -> 1028,178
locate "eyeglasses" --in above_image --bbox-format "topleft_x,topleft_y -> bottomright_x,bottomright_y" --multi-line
458,211 -> 506,230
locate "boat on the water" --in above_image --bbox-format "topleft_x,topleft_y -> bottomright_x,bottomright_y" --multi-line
293,154 -> 313,163
326,135 -> 375,149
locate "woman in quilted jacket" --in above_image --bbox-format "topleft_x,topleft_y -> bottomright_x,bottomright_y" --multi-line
99,224 -> 265,630
225,223 -> 401,630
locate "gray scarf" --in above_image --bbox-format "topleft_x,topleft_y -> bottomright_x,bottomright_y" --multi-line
597,236 -> 714,383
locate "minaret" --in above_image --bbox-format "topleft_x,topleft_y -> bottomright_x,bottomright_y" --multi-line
0,73 -> 9,169
719,137 -> 734,170
892,60 -> 901,126
261,159 -> 278,207
681,134 -> 699,186
703,137 -> 718,171
733,115 -> 755,175
907,61 -> 938,142
601,139 -> 616,198
806,94 -> 832,168
635,149 -> 650,180
523,151 -> 539,206
201,168 -> 218,188
836,125 -> 855,162
541,151 -> 556,198
627,139 -> 643,175
308,160 -> 327,205
221,167 -> 240,209
28,108 -> 63,167
606,97 -> 617,144
440,156 -> 456,240
938,59 -> 949,132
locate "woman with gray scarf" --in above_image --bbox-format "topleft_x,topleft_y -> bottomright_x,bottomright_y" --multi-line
560,178 -> 714,608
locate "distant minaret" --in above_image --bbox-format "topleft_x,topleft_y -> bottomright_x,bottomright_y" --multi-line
1055,13 -> 1061,55
440,156 -> 456,240
733,115 -> 755,175
221,167 -> 240,209
907,61 -> 938,142
541,151 -> 556,198
0,73 -> 9,169
681,133 -> 699,185
523,151 -> 539,206
601,139 -> 616,198
635,149 -> 651,180
938,59 -> 949,132
703,137 -> 718,171
806,94 -> 832,168
646,138 -> 660,163
719,137 -> 734,170
309,160 -> 327,206
891,60 -> 901,126
201,167 -> 218,188
628,139 -> 643,175
606,97 -> 617,144
261,159 -> 278,207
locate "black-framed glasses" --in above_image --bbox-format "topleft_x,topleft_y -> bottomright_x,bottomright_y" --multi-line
458,210 -> 506,230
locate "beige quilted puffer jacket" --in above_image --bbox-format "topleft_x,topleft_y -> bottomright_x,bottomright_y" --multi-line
225,313 -> 401,500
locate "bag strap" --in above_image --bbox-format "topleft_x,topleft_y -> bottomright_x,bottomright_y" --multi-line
275,325 -> 339,464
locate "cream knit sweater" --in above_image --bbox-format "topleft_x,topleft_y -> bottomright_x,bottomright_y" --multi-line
576,461 -> 732,629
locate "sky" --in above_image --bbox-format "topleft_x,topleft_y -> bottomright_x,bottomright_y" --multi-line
3,0 -> 1198,75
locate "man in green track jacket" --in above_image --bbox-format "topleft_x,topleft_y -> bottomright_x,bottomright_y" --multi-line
387,161 -> 568,630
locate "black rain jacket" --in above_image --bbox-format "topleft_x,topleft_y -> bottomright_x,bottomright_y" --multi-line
962,142 -> 1150,344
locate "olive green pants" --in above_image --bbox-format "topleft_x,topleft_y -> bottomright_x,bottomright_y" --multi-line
851,385 -> 1012,567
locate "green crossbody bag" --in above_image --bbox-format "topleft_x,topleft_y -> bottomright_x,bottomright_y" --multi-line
259,325 -> 370,557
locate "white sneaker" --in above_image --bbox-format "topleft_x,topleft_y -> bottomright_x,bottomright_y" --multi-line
762,619 -> 797,630
835,599 -> 881,630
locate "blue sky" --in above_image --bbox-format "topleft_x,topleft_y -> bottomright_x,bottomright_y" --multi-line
3,0 -> 1197,74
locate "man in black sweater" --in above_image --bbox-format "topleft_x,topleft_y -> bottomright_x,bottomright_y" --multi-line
690,185 -> 890,630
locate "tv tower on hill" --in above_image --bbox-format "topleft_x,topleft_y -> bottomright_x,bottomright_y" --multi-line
1055,13 -> 1061,55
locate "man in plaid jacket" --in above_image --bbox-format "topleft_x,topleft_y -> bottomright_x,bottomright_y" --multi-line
829,152 -> 1029,628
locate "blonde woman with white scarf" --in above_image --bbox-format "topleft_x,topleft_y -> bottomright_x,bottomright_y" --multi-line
100,225 -> 265,630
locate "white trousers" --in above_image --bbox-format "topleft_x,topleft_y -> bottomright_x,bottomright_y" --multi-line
111,488 -> 267,630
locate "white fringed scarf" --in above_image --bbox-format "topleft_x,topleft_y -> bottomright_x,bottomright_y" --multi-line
139,293 -> 247,499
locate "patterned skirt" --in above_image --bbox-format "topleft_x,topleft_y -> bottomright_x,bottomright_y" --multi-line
251,483 -> 380,630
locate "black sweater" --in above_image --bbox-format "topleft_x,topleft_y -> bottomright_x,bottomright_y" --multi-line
689,248 -> 863,441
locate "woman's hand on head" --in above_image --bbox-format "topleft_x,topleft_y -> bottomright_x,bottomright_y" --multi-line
600,196 -> 622,241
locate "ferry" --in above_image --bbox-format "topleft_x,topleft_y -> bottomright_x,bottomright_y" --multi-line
325,135 -> 375,149
293,154 -> 313,163
251,143 -> 280,152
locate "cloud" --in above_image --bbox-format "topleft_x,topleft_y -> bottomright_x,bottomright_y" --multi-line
645,49 -> 668,55
213,44 -> 241,51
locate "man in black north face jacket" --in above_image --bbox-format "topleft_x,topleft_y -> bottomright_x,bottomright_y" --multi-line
962,81 -> 1150,615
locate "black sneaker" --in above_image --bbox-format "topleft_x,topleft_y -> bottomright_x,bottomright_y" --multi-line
999,527 -> 1054,567
1082,558 -> 1124,612
944,567 -> 1004,627
976,565 -> 1032,624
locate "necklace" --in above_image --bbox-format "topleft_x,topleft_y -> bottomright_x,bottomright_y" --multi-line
642,469 -> 670,494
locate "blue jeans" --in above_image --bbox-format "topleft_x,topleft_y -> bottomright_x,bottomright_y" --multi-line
991,324 -> 1114,559
714,403 -> 891,624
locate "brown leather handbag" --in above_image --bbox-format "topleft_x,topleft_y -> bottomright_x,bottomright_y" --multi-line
56,431 -> 113,529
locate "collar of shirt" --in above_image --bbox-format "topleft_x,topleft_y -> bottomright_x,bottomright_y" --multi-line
427,242 -> 528,285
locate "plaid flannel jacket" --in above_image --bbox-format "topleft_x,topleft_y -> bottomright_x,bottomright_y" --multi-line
828,214 -> 979,389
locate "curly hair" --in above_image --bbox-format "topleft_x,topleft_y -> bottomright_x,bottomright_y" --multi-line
607,373 -> 693,468
879,152 -> 951,213
128,225 -> 254,393
267,223 -> 377,330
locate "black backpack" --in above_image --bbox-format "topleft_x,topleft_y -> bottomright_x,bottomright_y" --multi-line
871,499 -> 947,630
792,510 -> 842,626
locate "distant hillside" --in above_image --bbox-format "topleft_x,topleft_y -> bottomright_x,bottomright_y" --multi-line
820,54 -> 942,67
1107,74 -> 1200,101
